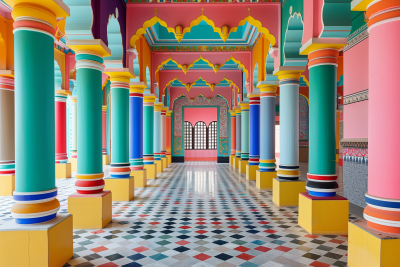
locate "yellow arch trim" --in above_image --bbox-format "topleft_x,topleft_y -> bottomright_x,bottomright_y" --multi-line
163,77 -> 240,94
299,93 -> 309,105
130,15 -> 276,48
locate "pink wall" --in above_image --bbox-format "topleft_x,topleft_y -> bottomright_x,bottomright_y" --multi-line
343,39 -> 369,138
185,150 -> 217,161
184,107 -> 217,126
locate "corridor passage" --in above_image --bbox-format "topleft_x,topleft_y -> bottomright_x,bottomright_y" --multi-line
0,163 -> 350,267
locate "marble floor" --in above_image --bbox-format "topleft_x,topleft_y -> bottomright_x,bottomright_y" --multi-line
0,162 -> 353,267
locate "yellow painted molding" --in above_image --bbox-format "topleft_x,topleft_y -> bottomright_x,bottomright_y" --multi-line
55,89 -> 72,96
351,0 -> 374,11
273,66 -> 306,80
104,68 -> 135,83
0,70 -> 14,78
66,39 -> 111,57
299,38 -> 347,55
8,0 -> 70,23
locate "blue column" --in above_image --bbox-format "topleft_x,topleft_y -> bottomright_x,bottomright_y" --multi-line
249,93 -> 260,166
129,85 -> 145,171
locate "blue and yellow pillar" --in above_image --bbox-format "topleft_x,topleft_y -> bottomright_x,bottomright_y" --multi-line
246,93 -> 260,180
234,106 -> 241,169
238,102 -> 249,174
129,82 -> 147,187
256,82 -> 278,189
0,1 -> 73,266
103,69 -> 135,201
143,94 -> 157,179
153,102 -> 164,173
273,67 -> 306,206
66,40 -> 112,229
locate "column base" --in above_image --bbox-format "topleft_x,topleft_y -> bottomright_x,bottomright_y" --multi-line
256,170 -> 277,189
131,169 -> 147,187
234,157 -> 240,168
0,175 -> 15,196
238,160 -> 248,174
154,160 -> 163,173
104,177 -> 135,201
298,192 -> 349,235
167,155 -> 172,166
0,214 -> 73,267
68,158 -> 77,172
272,178 -> 306,206
144,164 -> 157,179
102,155 -> 109,165
68,191 -> 112,229
55,163 -> 71,179
161,158 -> 167,170
348,219 -> 400,267
246,164 -> 259,180
230,155 -> 235,165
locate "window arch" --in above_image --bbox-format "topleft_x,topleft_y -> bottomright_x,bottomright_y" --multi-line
184,121 -> 193,150
194,121 -> 207,149
208,121 -> 217,149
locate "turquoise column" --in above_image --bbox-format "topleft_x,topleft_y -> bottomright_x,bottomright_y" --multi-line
240,102 -> 249,160
154,103 -> 162,164
12,15 -> 60,224
143,94 -> 156,166
235,107 -> 241,159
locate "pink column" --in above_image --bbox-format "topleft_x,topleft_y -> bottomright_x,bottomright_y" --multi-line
364,1 -> 400,234
55,91 -> 70,163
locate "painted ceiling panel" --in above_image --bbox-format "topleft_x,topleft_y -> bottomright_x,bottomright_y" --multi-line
64,0 -> 93,39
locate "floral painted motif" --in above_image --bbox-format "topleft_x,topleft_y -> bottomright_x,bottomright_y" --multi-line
342,147 -> 368,164
219,137 -> 229,155
174,136 -> 183,155
299,95 -> 309,140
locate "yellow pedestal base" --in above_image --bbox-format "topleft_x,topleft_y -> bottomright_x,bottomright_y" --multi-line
230,155 -> 236,165
131,169 -> 147,187
144,164 -> 157,179
161,158 -> 167,170
0,214 -> 73,267
272,178 -> 306,206
68,158 -> 77,172
102,155 -> 109,165
246,164 -> 259,180
68,191 -> 112,229
348,220 -> 400,267
0,175 -> 14,196
234,157 -> 240,168
256,170 -> 277,189
298,193 -> 349,235
155,160 -> 163,173
167,155 -> 172,166
104,177 -> 135,201
55,163 -> 71,179
238,160 -> 248,174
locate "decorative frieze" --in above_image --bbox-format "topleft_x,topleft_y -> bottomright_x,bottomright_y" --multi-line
344,24 -> 368,52
340,138 -> 368,164
343,90 -> 368,105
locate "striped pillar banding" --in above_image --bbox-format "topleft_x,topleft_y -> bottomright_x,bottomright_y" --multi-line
143,154 -> 154,164
13,16 -> 56,40
75,53 -> 104,72
130,158 -> 144,170
364,193 -> 400,233
110,162 -> 131,178
366,0 -> 400,30
0,160 -> 15,175
0,76 -> 15,91
102,149 -> 107,155
259,159 -> 276,172
11,187 -> 60,224
71,150 -> 77,158
277,165 -> 300,180
248,156 -> 260,165
308,49 -> 339,69
235,151 -> 241,157
306,173 -> 338,197
75,172 -> 105,194
55,153 -> 68,164
240,152 -> 249,160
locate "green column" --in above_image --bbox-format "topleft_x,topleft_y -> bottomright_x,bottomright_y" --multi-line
143,94 -> 156,165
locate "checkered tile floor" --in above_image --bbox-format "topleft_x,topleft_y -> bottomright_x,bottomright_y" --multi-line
0,162 -> 354,267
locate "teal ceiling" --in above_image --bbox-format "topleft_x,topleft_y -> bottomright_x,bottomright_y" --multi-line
145,20 -> 260,47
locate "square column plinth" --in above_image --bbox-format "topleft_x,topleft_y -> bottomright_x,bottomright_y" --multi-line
167,155 -> 172,166
161,158 -> 168,170
246,164 -> 259,180
55,163 -> 71,179
144,164 -> 157,179
234,157 -> 240,168
0,214 -> 73,267
104,177 -> 135,201
230,155 -> 235,165
68,191 -> 112,229
256,170 -> 277,189
68,158 -> 77,172
102,155 -> 109,165
0,175 -> 15,196
131,169 -> 147,187
238,160 -> 248,174
298,192 -> 349,235
272,178 -> 306,206
154,160 -> 163,173
348,220 -> 400,267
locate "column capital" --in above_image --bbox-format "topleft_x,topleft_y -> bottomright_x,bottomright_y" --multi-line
234,106 -> 241,115
228,110 -> 236,117
0,70 -> 14,78
0,72 -> 15,92
299,38 -> 347,55
143,94 -> 156,104
69,95 -> 77,103
102,105 -> 107,112
240,101 -> 249,110
257,81 -> 278,94
166,110 -> 173,117
154,102 -> 163,112
104,68 -> 134,84
130,82 -> 147,94
55,90 -> 71,102
273,66 -> 306,81
66,39 -> 111,58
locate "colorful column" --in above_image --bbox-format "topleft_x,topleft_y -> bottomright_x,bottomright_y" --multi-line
102,105 -> 109,165
66,40 -> 112,229
160,106 -> 168,170
234,106 -> 241,169
298,48 -> 348,235
246,93 -> 260,180
238,102 -> 249,174
0,2 -> 73,265
129,82 -> 147,187
0,74 -> 15,196
349,2 -> 400,265
103,69 -> 135,201
55,90 -> 72,178
68,95 -> 78,172
272,67 -> 306,206
166,110 -> 173,166
255,82 -> 278,189
143,94 -> 157,179
229,109 -> 236,166
153,102 -> 164,173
